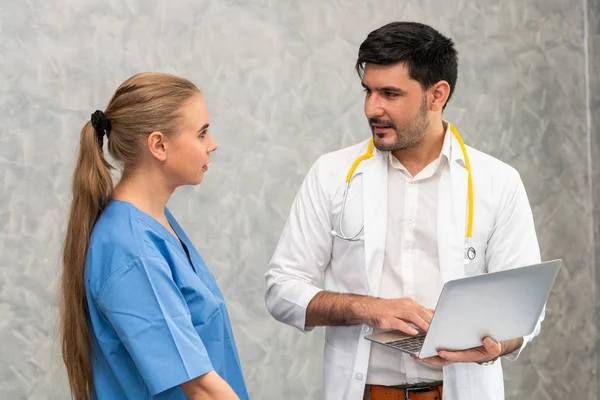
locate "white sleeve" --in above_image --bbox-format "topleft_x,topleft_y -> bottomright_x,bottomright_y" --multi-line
485,168 -> 542,360
264,157 -> 333,332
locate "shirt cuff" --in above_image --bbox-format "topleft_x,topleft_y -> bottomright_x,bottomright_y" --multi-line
297,286 -> 324,333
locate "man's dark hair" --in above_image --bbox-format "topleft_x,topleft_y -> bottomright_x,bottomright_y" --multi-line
356,22 -> 458,105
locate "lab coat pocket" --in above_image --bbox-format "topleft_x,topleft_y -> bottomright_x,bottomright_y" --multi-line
324,339 -> 354,368
323,338 -> 354,399
331,233 -> 364,259
324,325 -> 358,366
330,227 -> 368,292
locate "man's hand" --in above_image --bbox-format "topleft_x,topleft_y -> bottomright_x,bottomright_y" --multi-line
305,292 -> 433,335
353,297 -> 433,335
413,337 -> 523,366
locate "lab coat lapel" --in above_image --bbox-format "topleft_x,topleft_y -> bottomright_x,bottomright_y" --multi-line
362,150 -> 388,296
437,152 -> 468,283
439,131 -> 485,399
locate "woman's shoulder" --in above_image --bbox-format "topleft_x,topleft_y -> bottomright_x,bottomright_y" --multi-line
90,201 -> 148,251
86,201 -> 166,293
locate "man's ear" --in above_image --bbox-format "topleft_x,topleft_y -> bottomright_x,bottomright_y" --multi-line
430,81 -> 451,112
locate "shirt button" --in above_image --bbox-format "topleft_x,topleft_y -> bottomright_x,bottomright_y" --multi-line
362,325 -> 371,333
407,218 -> 414,224
356,373 -> 364,381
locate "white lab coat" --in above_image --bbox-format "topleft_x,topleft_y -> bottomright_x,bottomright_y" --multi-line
265,131 -> 543,400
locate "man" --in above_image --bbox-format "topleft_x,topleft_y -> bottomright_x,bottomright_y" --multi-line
265,21 -> 542,400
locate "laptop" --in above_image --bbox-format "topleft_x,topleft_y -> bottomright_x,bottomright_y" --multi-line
364,259 -> 562,359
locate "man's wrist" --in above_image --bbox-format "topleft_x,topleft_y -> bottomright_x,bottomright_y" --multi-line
479,337 -> 524,366
350,295 -> 378,326
500,337 -> 524,357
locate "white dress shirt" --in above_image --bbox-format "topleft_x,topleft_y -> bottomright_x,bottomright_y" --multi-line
366,131 -> 452,385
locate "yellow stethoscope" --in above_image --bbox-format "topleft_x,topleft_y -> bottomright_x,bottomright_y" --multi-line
331,123 -> 476,264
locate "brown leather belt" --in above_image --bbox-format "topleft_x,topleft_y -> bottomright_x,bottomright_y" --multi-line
363,382 -> 443,400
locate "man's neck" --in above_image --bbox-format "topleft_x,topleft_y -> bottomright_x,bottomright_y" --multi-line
391,120 -> 446,177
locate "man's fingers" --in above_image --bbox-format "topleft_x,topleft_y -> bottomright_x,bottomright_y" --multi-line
417,307 -> 434,324
391,319 -> 419,336
379,299 -> 432,334
438,347 -> 484,362
401,314 -> 430,333
396,308 -> 430,332
413,355 -> 450,367
432,338 -> 501,364
407,302 -> 433,323
482,337 -> 502,356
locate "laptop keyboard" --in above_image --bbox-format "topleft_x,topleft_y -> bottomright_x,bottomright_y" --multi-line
386,335 -> 426,353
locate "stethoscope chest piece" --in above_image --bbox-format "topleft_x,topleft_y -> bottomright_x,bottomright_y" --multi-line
466,246 -> 476,261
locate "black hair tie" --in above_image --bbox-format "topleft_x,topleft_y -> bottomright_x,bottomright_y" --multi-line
91,110 -> 112,150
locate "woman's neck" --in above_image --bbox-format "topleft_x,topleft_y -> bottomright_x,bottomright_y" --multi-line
112,167 -> 174,222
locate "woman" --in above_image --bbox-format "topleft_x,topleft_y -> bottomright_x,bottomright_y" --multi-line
60,72 -> 249,400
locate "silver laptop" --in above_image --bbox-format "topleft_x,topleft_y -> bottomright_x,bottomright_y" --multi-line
364,259 -> 562,359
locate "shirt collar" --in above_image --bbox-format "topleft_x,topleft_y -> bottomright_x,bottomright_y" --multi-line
388,121 -> 454,172
445,120 -> 472,169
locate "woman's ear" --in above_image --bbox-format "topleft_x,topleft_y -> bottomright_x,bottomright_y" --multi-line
147,131 -> 168,161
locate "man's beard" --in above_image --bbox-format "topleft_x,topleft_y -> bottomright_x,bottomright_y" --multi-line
370,95 -> 429,151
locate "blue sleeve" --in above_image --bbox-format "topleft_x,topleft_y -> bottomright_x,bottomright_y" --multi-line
96,256 -> 213,395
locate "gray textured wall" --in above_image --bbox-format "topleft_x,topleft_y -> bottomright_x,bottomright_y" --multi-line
590,0 -> 600,395
0,0 -> 597,399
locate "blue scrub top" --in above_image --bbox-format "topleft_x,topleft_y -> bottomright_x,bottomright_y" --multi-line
85,200 -> 249,399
